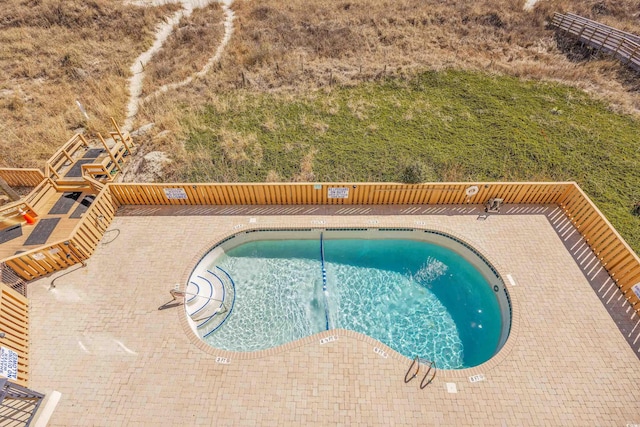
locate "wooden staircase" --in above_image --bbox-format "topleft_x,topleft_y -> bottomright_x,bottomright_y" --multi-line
43,118 -> 136,192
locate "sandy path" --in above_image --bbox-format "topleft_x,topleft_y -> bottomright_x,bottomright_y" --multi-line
523,0 -> 540,11
124,0 -> 235,131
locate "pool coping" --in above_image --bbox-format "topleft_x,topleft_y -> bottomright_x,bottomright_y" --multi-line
177,224 -> 520,379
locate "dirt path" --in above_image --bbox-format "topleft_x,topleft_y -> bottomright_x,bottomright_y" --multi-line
124,0 -> 235,131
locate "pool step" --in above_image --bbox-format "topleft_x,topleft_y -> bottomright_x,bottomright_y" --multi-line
193,270 -> 227,328
200,267 -> 236,338
186,269 -> 224,320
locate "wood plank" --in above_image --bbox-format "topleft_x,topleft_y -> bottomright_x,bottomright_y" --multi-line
605,249 -> 634,272
0,297 -> 28,318
609,258 -> 639,282
619,270 -> 640,291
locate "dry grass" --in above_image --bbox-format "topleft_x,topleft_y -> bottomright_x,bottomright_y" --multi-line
2,0 -> 640,174
218,128 -> 261,164
140,3 -> 225,98
131,0 -> 640,173
186,0 -> 640,109
0,0 -> 177,168
293,148 -> 318,182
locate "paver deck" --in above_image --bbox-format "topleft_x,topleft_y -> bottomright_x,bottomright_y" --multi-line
27,205 -> 640,426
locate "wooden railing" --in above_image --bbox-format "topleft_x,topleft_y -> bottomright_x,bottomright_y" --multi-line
3,185 -> 116,281
553,13 -> 640,45
68,185 -> 117,260
44,133 -> 89,181
23,178 -> 56,215
0,284 -> 29,386
0,179 -> 638,389
0,200 -> 37,230
3,240 -> 80,281
82,175 -> 106,193
551,13 -> 640,71
0,178 -> 56,229
0,169 -> 44,188
81,163 -> 112,183
109,117 -> 136,156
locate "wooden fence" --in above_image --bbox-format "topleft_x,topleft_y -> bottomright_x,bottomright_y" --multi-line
0,200 -> 37,231
108,182 -> 573,207
0,179 -> 638,389
44,134 -> 89,181
68,184 -> 117,260
559,185 -> 640,310
551,13 -> 640,71
0,168 -> 44,188
23,178 -> 56,215
0,284 -> 29,386
2,180 -> 639,312
108,181 -> 640,312
0,178 -> 58,231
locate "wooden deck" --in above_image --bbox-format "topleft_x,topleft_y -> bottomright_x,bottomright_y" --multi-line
0,189 -> 97,260
0,119 -> 134,271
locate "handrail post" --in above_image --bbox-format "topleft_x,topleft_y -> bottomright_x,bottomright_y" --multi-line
404,356 -> 420,383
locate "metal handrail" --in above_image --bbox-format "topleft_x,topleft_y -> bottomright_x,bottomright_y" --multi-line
404,356 -> 437,389
171,288 -> 223,303
404,356 -> 420,383
420,360 -> 437,389
0,378 -> 45,427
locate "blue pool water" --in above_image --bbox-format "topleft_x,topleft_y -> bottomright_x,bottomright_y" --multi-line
203,237 -> 505,369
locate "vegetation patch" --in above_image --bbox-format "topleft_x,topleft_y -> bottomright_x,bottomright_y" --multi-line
141,3 -> 224,98
181,70 -> 640,250
0,0 -> 177,167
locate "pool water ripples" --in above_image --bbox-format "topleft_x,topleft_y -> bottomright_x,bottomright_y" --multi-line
202,237 -> 504,369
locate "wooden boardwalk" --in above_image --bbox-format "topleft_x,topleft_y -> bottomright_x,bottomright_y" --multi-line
551,13 -> 640,71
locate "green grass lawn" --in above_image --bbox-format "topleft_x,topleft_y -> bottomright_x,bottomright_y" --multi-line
181,70 -> 640,252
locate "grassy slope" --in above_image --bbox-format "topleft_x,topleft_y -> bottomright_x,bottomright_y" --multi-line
182,70 -> 640,251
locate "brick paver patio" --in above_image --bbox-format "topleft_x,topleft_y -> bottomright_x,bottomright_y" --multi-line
28,205 -> 640,425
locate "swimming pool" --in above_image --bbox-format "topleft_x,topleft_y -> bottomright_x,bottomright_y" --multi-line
185,228 -> 511,369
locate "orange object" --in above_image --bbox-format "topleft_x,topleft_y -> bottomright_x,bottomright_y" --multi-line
19,208 -> 36,225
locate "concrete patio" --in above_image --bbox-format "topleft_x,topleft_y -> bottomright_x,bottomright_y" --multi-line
27,204 -> 640,426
